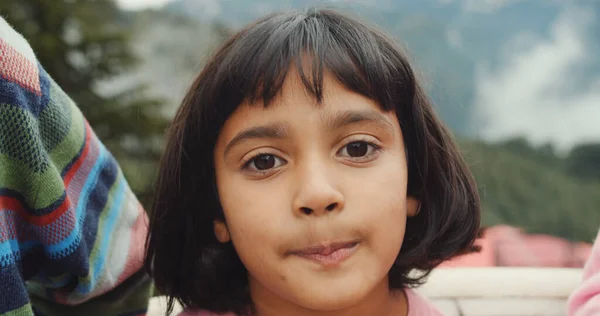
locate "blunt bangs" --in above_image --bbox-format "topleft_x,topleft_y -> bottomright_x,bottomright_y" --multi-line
209,9 -> 416,116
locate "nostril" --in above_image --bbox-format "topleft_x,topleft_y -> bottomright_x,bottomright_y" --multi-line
300,207 -> 312,215
325,203 -> 337,211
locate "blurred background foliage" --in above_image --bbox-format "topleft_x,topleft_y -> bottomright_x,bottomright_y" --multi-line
1,0 -> 599,242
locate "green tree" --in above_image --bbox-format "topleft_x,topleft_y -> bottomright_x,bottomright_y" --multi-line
0,0 -> 169,205
566,142 -> 600,182
461,140 -> 600,242
496,137 -> 561,168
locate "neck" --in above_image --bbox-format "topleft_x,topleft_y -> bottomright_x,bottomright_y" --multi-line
248,277 -> 408,316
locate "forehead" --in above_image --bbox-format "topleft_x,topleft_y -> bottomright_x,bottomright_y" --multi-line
218,70 -> 396,139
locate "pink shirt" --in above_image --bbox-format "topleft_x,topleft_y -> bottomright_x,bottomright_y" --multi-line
568,229 -> 600,316
178,288 -> 443,316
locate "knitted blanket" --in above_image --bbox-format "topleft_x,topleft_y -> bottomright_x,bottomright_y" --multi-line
0,17 -> 152,316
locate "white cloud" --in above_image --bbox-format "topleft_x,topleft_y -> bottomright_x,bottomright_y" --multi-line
329,0 -> 378,5
116,0 -> 173,10
199,0 -> 221,18
171,0 -> 221,19
439,0 -> 522,13
471,7 -> 600,152
462,0 -> 522,13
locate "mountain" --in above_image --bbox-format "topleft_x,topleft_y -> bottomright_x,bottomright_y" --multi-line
103,2 -> 600,242
98,9 -> 230,115
163,0 -> 600,143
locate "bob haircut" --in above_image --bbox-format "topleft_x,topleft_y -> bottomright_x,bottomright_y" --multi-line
145,7 -> 481,315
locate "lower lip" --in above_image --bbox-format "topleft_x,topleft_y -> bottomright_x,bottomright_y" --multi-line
295,243 -> 358,266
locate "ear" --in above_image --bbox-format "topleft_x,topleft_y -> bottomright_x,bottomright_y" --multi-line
406,197 -> 421,217
213,220 -> 231,243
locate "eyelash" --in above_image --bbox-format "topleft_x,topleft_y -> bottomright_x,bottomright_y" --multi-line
241,138 -> 382,175
338,138 -> 382,162
242,151 -> 285,175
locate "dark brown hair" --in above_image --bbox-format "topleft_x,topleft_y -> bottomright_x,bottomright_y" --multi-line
145,8 -> 481,315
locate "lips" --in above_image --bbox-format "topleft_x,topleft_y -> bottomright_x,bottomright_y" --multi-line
293,241 -> 358,256
290,241 -> 359,266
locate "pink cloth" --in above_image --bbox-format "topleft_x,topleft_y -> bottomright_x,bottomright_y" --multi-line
405,288 -> 444,316
568,229 -> 600,316
438,225 -> 594,268
178,288 -> 442,316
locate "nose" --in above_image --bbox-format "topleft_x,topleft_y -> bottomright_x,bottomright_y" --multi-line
292,160 -> 344,217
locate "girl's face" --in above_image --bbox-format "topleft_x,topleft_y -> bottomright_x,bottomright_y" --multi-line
214,70 -> 416,313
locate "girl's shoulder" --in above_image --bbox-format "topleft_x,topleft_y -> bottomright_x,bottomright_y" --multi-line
405,288 -> 444,316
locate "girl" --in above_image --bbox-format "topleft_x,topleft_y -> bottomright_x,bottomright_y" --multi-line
145,8 -> 481,316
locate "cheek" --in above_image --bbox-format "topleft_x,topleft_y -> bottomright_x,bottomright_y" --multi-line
217,176 -> 290,261
354,152 -> 407,206
365,195 -> 407,268
349,155 -> 408,247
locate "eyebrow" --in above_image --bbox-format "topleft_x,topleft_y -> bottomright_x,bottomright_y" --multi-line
325,109 -> 395,134
223,123 -> 289,156
223,109 -> 395,156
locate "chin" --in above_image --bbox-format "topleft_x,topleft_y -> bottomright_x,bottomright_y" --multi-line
296,294 -> 360,311
289,281 -> 371,311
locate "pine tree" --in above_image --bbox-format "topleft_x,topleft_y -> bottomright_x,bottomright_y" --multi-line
1,0 -> 169,204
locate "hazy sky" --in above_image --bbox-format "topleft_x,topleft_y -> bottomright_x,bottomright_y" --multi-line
471,5 -> 600,152
113,0 -> 599,150
116,0 -> 173,10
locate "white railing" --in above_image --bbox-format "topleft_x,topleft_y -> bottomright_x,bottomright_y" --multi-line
147,267 -> 584,316
418,267 -> 583,316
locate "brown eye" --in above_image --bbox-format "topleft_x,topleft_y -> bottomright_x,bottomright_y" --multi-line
246,154 -> 285,172
253,155 -> 275,170
345,142 -> 369,157
338,140 -> 380,161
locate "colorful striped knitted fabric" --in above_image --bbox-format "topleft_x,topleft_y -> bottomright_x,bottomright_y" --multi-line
0,17 -> 152,316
